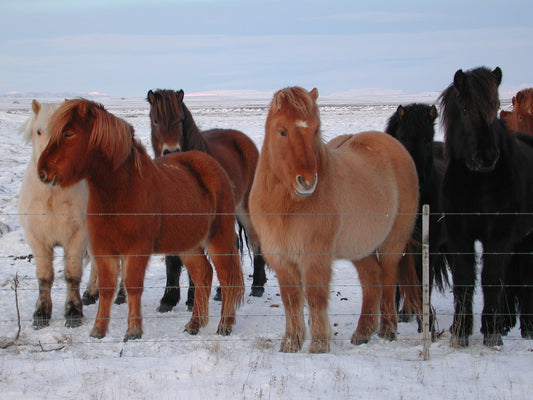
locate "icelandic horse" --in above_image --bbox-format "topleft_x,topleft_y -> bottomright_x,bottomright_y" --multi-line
37,98 -> 244,341
249,87 -> 420,353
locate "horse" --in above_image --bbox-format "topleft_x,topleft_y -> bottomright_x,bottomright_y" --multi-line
500,107 -> 533,134
37,98 -> 244,341
18,99 -> 96,329
249,86 -> 421,353
512,88 -> 533,115
385,103 -> 449,334
440,66 -> 533,347
147,89 -> 266,312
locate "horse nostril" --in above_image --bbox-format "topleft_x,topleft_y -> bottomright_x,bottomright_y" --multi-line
39,171 -> 46,183
163,149 -> 170,155
297,175 -> 306,188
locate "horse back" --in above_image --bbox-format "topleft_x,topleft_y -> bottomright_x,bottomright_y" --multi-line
203,129 -> 259,204
150,150 -> 236,252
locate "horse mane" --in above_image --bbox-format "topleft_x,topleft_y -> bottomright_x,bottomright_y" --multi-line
514,88 -> 533,115
148,89 -> 210,154
49,98 -> 145,172
439,66 -> 501,139
270,86 -> 320,122
19,100 -> 60,143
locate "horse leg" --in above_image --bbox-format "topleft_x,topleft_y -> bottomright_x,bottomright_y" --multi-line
237,212 -> 267,297
181,250 -> 213,335
448,240 -> 476,347
302,255 -> 332,353
89,255 -> 120,339
157,255 -> 183,313
122,254 -> 150,341
63,234 -> 86,328
377,254 -> 401,341
114,277 -> 127,305
208,242 -> 244,336
272,260 -> 305,352
32,244 -> 54,329
186,270 -> 195,311
82,258 -> 99,305
351,255 -> 382,345
515,234 -> 533,338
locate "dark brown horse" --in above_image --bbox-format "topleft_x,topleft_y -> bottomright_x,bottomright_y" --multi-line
250,87 -> 420,353
147,89 -> 266,312
37,98 -> 244,341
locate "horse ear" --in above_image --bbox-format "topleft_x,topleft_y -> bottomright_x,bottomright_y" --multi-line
147,90 -> 155,104
516,91 -> 524,105
453,69 -> 465,91
397,105 -> 405,119
429,105 -> 438,121
177,90 -> 185,102
309,88 -> 319,101
492,67 -> 502,86
500,110 -> 509,119
31,99 -> 41,115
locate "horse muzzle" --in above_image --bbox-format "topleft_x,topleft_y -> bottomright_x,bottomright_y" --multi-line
294,174 -> 318,197
162,144 -> 181,155
39,170 -> 57,187
467,149 -> 500,173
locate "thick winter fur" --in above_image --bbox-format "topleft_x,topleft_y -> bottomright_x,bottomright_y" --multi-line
385,103 -> 449,334
440,66 -> 533,347
18,100 -> 93,329
37,98 -> 244,341
147,89 -> 265,311
249,87 -> 420,353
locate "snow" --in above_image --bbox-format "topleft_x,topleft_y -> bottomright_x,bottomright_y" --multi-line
0,92 -> 529,400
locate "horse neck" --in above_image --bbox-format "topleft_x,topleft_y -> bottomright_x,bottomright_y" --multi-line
86,144 -> 148,208
182,103 -> 210,153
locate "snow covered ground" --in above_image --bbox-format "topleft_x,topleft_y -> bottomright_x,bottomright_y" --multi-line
0,92 -> 530,400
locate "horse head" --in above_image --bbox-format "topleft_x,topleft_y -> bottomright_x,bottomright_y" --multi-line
441,66 -> 502,172
513,88 -> 533,116
19,100 -> 61,164
147,89 -> 186,157
38,98 -> 134,187
501,109 -> 533,134
265,87 -> 322,199
386,103 -> 438,188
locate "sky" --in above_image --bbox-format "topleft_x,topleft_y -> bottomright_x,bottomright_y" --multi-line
1,0 -> 532,98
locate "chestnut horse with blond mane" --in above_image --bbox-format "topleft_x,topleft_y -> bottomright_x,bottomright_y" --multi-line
37,99 -> 244,341
249,87 -> 420,353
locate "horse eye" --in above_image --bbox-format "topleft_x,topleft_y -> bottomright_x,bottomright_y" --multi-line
36,129 -> 42,136
314,129 -> 318,136
153,119 -> 158,125
280,130 -> 287,137
64,132 -> 74,138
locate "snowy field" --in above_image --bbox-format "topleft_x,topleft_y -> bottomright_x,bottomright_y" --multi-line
0,92 -> 530,400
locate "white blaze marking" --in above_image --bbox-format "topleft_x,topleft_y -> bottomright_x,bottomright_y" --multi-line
295,120 -> 308,128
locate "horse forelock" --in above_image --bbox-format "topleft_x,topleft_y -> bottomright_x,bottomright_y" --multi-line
150,89 -> 184,126
439,67 -> 500,137
19,102 -> 60,144
270,87 -> 320,124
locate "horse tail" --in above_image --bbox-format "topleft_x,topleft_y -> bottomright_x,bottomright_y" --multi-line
432,247 -> 450,291
398,241 -> 422,316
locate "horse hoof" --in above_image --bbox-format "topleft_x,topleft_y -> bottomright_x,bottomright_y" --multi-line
32,309 -> 51,329
114,292 -> 127,305
65,315 -> 82,328
156,301 -> 175,313
216,326 -> 232,336
89,327 -> 106,339
213,287 -> 222,302
309,339 -> 330,353
450,335 -> 469,348
183,327 -> 199,335
123,332 -> 142,342
351,336 -> 369,346
280,337 -> 303,353
483,333 -> 503,347
82,291 -> 98,305
186,302 -> 194,312
521,330 -> 533,339
398,313 -> 413,323
249,286 -> 265,298
378,332 -> 397,341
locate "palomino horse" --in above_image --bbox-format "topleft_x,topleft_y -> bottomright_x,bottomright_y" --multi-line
147,89 -> 265,312
249,87 -> 420,353
18,100 -> 94,328
440,66 -> 533,346
37,99 -> 244,341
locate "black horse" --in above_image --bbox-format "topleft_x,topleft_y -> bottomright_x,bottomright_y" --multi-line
386,103 -> 449,335
440,66 -> 533,347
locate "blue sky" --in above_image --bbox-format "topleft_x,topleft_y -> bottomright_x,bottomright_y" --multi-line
1,0 -> 532,97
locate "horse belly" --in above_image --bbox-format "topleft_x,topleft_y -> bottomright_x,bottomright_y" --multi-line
154,215 -> 211,254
